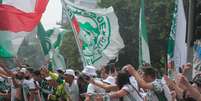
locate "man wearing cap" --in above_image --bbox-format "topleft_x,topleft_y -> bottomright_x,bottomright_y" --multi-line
81,66 -> 105,101
82,66 -> 105,94
64,69 -> 79,101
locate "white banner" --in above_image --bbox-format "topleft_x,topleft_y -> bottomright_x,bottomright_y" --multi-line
62,0 -> 125,69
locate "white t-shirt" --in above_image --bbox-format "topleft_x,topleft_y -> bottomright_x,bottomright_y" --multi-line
65,80 -> 79,101
9,78 -> 16,101
87,79 -> 105,94
23,78 -> 36,89
122,84 -> 143,101
129,76 -> 139,90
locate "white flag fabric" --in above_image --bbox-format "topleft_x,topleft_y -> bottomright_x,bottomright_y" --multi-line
173,0 -> 187,71
62,0 -> 125,69
3,0 -> 36,12
73,0 -> 98,9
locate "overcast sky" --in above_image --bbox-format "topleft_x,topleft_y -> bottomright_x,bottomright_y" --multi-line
41,0 -> 62,30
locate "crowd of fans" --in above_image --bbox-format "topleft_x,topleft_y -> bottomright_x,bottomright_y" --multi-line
0,60 -> 200,101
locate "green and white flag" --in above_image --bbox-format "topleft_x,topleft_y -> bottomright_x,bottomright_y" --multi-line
167,0 -> 178,69
139,0 -> 151,66
17,23 -> 66,70
167,0 -> 187,76
37,23 -> 66,70
62,0 -> 125,69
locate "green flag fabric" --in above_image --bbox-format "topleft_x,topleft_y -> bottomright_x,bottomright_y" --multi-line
167,0 -> 178,68
167,0 -> 178,80
0,31 -> 13,58
37,24 -> 66,70
62,0 -> 124,70
17,23 -> 66,69
139,0 -> 151,66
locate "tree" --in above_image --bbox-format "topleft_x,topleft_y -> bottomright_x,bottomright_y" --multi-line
60,30 -> 83,70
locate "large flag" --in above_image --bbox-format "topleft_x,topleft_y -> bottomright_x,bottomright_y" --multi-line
139,0 -> 151,66
0,0 -> 48,58
167,0 -> 187,71
0,0 -> 48,32
62,0 -> 125,69
173,0 -> 187,71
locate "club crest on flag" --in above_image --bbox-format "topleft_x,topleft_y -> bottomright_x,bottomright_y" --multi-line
65,3 -> 112,65
62,0 -> 124,69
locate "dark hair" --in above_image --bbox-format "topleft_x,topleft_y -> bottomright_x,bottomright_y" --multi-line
142,67 -> 156,78
103,63 -> 116,74
116,70 -> 130,89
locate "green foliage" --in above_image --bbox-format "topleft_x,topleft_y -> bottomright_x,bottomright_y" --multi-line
60,30 -> 83,70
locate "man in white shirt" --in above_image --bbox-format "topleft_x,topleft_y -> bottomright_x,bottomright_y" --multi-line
64,69 -> 79,101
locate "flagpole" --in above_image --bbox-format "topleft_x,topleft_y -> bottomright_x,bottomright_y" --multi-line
61,0 -> 86,67
66,17 -> 86,67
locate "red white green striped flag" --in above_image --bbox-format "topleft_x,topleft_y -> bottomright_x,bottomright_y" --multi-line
0,0 -> 48,58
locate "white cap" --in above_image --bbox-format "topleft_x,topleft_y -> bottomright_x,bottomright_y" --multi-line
20,68 -> 27,73
64,69 -> 75,76
45,76 -> 52,81
103,76 -> 116,85
82,66 -> 97,76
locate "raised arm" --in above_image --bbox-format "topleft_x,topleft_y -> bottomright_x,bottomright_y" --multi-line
90,79 -> 118,91
126,64 -> 153,90
109,89 -> 128,99
178,75 -> 201,101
